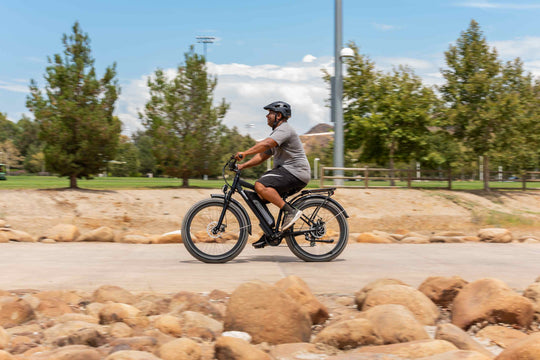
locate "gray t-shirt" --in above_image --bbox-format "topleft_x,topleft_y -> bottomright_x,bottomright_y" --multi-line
264,122 -> 311,184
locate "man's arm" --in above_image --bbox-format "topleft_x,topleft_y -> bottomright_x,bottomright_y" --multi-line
238,152 -> 271,170
235,138 -> 278,161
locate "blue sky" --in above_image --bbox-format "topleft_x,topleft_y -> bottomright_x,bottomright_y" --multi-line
1,0 -> 539,140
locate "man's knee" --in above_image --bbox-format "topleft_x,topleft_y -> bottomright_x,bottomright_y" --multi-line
254,181 -> 265,193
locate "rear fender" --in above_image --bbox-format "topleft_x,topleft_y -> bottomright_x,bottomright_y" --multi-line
210,194 -> 252,234
291,194 -> 349,218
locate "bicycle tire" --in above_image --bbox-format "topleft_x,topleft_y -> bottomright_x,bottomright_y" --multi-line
285,198 -> 348,262
181,198 -> 249,263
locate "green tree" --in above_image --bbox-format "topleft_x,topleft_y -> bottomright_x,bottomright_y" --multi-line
132,130 -> 157,176
140,48 -> 229,187
26,22 -> 121,188
341,44 -> 438,184
439,20 -> 502,190
109,135 -> 140,177
14,115 -> 41,157
0,113 -> 19,143
0,140 -> 23,173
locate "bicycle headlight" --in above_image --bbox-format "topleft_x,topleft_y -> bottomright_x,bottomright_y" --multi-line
222,184 -> 229,194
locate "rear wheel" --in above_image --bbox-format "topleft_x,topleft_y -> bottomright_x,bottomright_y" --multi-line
285,198 -> 348,262
181,199 -> 248,263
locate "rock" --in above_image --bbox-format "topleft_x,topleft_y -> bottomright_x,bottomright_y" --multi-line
28,345 -> 101,360
494,332 -> 540,359
356,232 -> 394,244
524,282 -> 540,312
270,343 -> 329,360
0,229 -> 35,242
354,278 -> 409,309
42,321 -> 106,345
275,275 -> 329,325
35,298 -> 74,318
357,304 -> 430,344
435,323 -> 494,357
0,327 -> 8,349
99,303 -> 149,327
353,339 -> 458,357
401,236 -> 430,244
105,350 -> 161,360
154,314 -> 183,337
417,350 -> 492,359
477,228 -> 512,243
169,291 -> 223,320
118,234 -> 152,244
214,336 -> 272,360
223,281 -> 311,344
419,276 -> 468,307
451,278 -> 535,329
0,233 -> 8,243
109,322 -> 133,338
154,230 -> 183,244
35,290 -> 83,306
42,224 -> 80,242
362,284 -> 440,325
159,338 -> 201,360
55,313 -> 99,324
222,331 -> 252,343
313,318 -> 382,349
78,227 -> 115,242
475,325 -> 528,348
109,336 -> 158,353
429,236 -> 465,243
0,297 -> 35,328
93,285 -> 136,305
179,310 -> 223,340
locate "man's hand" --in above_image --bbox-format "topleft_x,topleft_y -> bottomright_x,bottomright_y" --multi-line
234,152 -> 245,161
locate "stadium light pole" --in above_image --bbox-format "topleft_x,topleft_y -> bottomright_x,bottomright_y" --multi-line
332,0 -> 353,185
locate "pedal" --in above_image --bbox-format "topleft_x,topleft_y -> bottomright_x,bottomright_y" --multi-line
252,236 -> 268,249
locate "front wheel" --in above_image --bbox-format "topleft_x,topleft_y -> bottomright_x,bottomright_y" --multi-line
285,198 -> 348,262
181,199 -> 249,263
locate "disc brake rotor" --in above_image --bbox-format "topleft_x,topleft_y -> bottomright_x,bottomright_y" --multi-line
206,221 -> 222,239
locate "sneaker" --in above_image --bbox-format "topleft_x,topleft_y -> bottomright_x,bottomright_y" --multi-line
281,208 -> 302,231
252,236 -> 268,249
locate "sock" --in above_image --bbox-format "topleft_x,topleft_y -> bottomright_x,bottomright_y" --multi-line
282,203 -> 293,213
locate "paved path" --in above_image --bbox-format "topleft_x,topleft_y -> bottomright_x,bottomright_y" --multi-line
0,242 -> 538,294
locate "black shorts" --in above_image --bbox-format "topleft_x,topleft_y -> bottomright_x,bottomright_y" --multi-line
256,166 -> 307,198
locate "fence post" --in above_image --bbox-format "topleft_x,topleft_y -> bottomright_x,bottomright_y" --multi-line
320,167 -> 324,188
364,168 -> 369,188
522,172 -> 526,191
447,169 -> 452,190
407,168 -> 412,188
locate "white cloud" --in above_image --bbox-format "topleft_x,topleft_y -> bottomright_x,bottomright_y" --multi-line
117,58 -> 334,140
0,80 -> 28,93
303,54 -> 317,63
372,22 -> 398,31
456,1 -> 540,9
490,37 -> 540,77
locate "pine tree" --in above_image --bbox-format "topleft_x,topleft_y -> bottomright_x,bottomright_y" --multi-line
27,22 -> 121,188
140,48 -> 229,187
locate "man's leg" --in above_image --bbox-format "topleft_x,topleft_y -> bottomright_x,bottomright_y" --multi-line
254,182 -> 285,209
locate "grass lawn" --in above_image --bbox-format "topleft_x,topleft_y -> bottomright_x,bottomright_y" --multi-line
1,175 -> 539,191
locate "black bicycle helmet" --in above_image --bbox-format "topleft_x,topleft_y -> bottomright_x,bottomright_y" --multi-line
263,101 -> 292,119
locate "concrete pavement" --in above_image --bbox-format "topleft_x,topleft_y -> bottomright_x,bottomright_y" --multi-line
0,242 -> 538,294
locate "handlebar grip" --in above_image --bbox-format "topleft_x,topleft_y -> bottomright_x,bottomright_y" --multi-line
238,154 -> 243,160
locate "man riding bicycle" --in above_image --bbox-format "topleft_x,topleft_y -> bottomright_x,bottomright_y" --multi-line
235,101 -> 311,245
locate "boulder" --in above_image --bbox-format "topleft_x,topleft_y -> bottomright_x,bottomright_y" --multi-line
109,322 -> 133,338
417,351 -> 492,359
109,336 -> 158,353
354,278 -> 409,309
275,275 -> 329,325
154,314 -> 183,337
269,343 -> 327,360
34,290 -> 83,306
0,297 -> 35,328
169,291 -> 223,320
105,350 -> 161,360
118,234 -> 152,244
356,232 -> 394,244
154,230 -> 183,244
0,229 -> 35,242
419,276 -> 468,307
401,236 -> 431,244
99,303 -> 149,327
451,278 -> 535,329
429,236 -> 465,243
93,285 -> 136,305
42,224 -> 80,242
353,339 -> 458,357
435,323 -> 493,357
214,336 -> 272,360
357,304 -> 430,344
524,282 -> 540,312
159,338 -> 201,360
35,298 -> 74,318
27,345 -> 101,360
475,325 -> 528,348
42,321 -> 106,345
362,284 -> 440,325
494,332 -> 540,359
179,310 -> 223,340
78,227 -> 114,242
0,233 -> 8,243
477,228 -> 512,243
313,318 -> 382,349
0,327 -> 8,349
223,281 -> 311,344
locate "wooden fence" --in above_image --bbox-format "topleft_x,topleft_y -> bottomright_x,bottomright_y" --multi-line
319,167 -> 540,190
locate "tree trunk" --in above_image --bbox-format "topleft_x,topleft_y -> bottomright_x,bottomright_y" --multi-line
483,155 -> 490,191
69,175 -> 78,189
182,176 -> 189,187
389,142 -> 395,186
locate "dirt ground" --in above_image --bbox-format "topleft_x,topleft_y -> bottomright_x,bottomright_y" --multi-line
0,188 -> 539,239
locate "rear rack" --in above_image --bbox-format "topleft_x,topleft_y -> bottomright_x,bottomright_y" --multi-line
300,188 -> 336,196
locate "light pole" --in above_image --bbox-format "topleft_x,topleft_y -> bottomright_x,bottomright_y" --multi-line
314,158 -> 320,180
332,0 -> 353,185
196,36 -> 216,59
